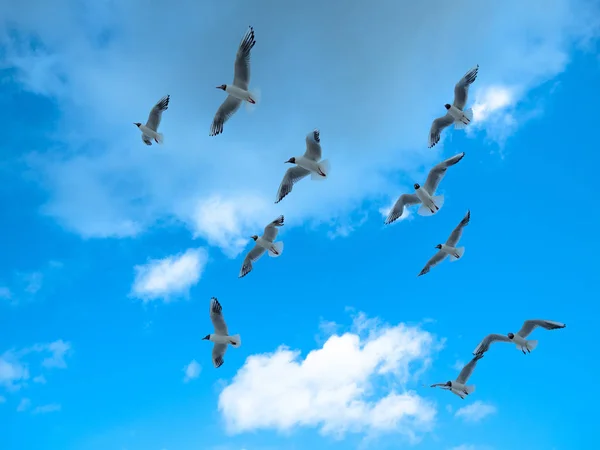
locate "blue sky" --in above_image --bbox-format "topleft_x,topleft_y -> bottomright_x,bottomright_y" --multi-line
1,1 -> 599,449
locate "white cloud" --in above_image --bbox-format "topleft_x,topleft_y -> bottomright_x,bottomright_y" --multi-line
16,397 -> 31,412
218,313 -> 439,441
449,445 -> 494,450
455,401 -> 497,423
131,248 -> 208,302
0,354 -> 30,390
40,340 -> 71,369
33,375 -> 47,384
32,403 -> 61,414
183,360 -> 201,383
22,271 -> 44,295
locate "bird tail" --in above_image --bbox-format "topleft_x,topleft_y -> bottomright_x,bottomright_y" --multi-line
268,241 -> 284,257
449,247 -> 465,262
526,340 -> 539,352
311,159 -> 331,180
454,108 -> 473,130
417,195 -> 444,216
464,384 -> 476,395
244,87 -> 261,112
154,132 -> 164,144
229,334 -> 242,348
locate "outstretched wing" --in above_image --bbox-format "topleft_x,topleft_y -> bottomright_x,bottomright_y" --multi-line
303,129 -> 322,161
239,245 -> 266,278
141,134 -> 153,146
233,26 -> 256,90
275,166 -> 311,203
384,194 -> 421,225
209,297 -> 229,336
446,210 -> 471,247
428,113 -> 454,148
453,64 -> 479,110
517,319 -> 566,339
418,251 -> 446,277
473,333 -> 512,355
210,95 -> 242,136
456,354 -> 483,384
145,95 -> 170,131
263,215 -> 284,242
212,343 -> 228,368
423,152 -> 466,195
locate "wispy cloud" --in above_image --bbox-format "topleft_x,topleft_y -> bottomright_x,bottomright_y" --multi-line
33,375 -> 47,384
16,397 -> 31,412
32,403 -> 61,414
131,248 -> 208,303
182,360 -> 201,383
455,401 -> 497,423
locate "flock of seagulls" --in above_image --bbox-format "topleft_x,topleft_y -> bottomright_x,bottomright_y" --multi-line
132,26 -> 567,384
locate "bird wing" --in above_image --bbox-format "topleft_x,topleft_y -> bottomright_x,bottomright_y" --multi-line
430,383 -> 448,389
209,297 -> 229,336
233,26 -> 256,90
418,251 -> 446,277
141,134 -> 153,146
423,152 -> 466,195
473,333 -> 512,355
145,95 -> 170,131
275,166 -> 311,203
384,193 -> 421,225
517,319 -> 566,339
238,245 -> 267,278
210,95 -> 242,136
445,210 -> 471,247
263,215 -> 284,242
456,353 -> 483,384
453,64 -> 479,110
428,113 -> 454,148
303,129 -> 322,161
212,343 -> 228,368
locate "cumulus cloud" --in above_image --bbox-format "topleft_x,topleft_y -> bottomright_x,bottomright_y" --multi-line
183,360 -> 201,383
218,313 -> 440,441
455,401 -> 497,423
0,0 -> 598,250
131,248 -> 208,302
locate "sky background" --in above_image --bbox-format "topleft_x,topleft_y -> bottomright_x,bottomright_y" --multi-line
1,1 -> 599,449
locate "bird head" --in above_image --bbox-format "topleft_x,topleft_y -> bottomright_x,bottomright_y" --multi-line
133,122 -> 142,127
250,235 -> 259,241
216,84 -> 227,91
202,334 -> 210,341
435,244 -> 442,249
414,183 -> 421,190
446,381 -> 452,387
444,104 -> 451,110
285,157 -> 296,164
507,332 -> 515,339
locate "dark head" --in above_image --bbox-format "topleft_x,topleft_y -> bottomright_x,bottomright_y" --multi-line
133,122 -> 142,127
507,332 -> 515,339
444,104 -> 451,110
216,84 -> 227,91
446,381 -> 452,387
202,334 -> 210,340
414,183 -> 421,190
285,157 -> 296,164
435,244 -> 442,250
250,235 -> 259,241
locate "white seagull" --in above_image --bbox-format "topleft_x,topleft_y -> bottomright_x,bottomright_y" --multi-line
384,152 -> 465,224
275,129 -> 330,203
239,215 -> 285,278
134,95 -> 170,145
428,65 -> 479,148
210,26 -> 258,136
473,319 -> 566,356
431,353 -> 484,399
202,297 -> 242,369
418,210 -> 470,277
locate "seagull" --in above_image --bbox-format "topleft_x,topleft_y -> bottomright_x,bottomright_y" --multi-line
473,319 -> 566,356
418,210 -> 470,277
428,65 -> 479,148
239,215 -> 285,278
134,95 -> 170,145
275,129 -> 331,203
431,353 -> 484,399
210,26 -> 258,136
202,297 -> 242,369
384,152 -> 465,224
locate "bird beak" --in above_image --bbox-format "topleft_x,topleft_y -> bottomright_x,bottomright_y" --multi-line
202,336 -> 208,340
284,159 -> 292,164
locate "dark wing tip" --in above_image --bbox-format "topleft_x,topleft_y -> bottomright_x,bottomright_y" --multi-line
211,298 -> 222,313
313,129 -> 320,143
214,357 -> 224,368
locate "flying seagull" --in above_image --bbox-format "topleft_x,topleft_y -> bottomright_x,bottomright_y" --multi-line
134,95 -> 170,145
210,26 -> 258,136
473,319 -> 566,356
431,353 -> 484,399
428,65 -> 479,148
418,210 -> 470,277
202,297 -> 242,369
275,129 -> 331,203
384,152 -> 465,224
239,215 -> 285,278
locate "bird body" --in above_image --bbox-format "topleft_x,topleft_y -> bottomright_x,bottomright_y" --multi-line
137,124 -> 163,144
239,215 -> 285,278
205,333 -> 241,346
223,84 -> 256,103
202,298 -> 241,368
439,244 -> 462,259
431,353 -> 483,399
135,94 -> 169,145
447,104 -> 471,125
255,236 -> 281,255
415,184 -> 439,213
292,155 -> 327,176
